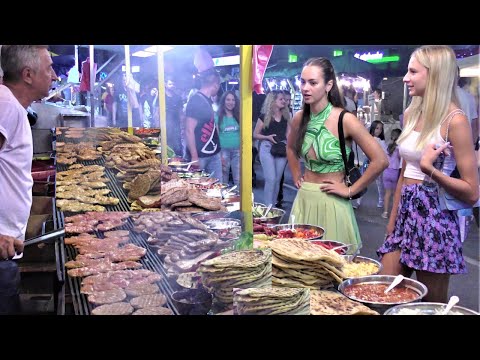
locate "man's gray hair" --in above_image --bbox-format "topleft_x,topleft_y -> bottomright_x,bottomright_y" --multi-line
0,45 -> 49,83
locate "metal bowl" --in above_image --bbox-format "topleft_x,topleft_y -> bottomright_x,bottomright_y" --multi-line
338,275 -> 428,314
253,207 -> 286,225
171,288 -> 213,315
268,223 -> 325,240
384,302 -> 479,315
310,240 -> 349,254
205,218 -> 241,230
340,256 -> 383,277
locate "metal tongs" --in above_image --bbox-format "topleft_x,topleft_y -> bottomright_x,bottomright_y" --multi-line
11,228 -> 65,260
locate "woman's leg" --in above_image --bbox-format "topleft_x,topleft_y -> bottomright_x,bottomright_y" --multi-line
259,142 -> 276,206
376,172 -> 385,207
383,189 -> 393,216
415,271 -> 450,303
272,157 -> 288,206
380,250 -> 414,277
221,149 -> 231,184
231,149 -> 241,186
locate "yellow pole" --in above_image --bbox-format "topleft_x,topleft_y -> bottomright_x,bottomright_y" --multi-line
157,46 -> 168,165
124,45 -> 133,134
240,45 -> 253,234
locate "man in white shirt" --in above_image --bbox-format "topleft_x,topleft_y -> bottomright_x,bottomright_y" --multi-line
0,45 -> 57,314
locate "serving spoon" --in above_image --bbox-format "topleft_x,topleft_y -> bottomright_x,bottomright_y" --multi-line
262,203 -> 273,218
441,295 -> 460,315
384,274 -> 404,294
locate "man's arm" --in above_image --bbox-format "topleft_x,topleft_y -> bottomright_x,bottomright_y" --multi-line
185,117 -> 199,161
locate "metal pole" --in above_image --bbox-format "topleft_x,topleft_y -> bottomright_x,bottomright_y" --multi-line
124,45 -> 133,133
157,46 -> 168,165
240,45 -> 253,234
89,45 -> 94,127
403,82 -> 408,114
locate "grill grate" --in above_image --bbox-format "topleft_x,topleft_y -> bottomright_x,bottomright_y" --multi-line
61,217 -> 179,315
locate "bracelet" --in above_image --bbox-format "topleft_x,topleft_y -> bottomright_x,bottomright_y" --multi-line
430,168 -> 437,179
348,187 -> 352,200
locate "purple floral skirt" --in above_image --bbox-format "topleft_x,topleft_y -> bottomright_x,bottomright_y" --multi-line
377,184 -> 466,274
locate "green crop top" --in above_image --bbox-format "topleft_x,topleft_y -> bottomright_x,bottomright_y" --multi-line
301,102 -> 351,173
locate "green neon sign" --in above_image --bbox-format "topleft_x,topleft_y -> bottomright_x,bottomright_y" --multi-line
333,50 -> 343,57
288,54 -> 298,63
367,55 -> 400,64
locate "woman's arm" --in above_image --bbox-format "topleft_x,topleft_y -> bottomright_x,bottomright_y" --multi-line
420,113 -> 479,205
287,111 -> 304,188
253,118 -> 276,143
344,112 -> 389,197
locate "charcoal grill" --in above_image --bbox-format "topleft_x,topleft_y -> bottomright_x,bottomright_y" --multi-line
57,128 -> 178,314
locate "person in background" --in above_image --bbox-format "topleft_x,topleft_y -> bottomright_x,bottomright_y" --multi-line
0,45 -> 57,314
382,128 -> 402,219
372,88 -> 383,121
455,68 -> 479,239
353,120 -> 387,209
103,84 -> 115,127
252,91 -> 266,187
115,74 -> 143,128
276,89 -> 294,207
287,57 -> 388,252
185,68 -> 222,177
215,90 -> 240,186
79,56 -> 96,106
378,45 -> 479,303
254,90 -> 291,207
343,86 -> 357,115
162,75 -> 185,157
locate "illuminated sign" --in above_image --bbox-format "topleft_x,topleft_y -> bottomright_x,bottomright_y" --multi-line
354,51 -> 384,61
213,55 -> 240,67
288,54 -> 298,63
367,55 -> 400,64
333,50 -> 343,57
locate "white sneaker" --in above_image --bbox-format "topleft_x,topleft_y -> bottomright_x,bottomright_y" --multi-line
377,202 -> 384,208
381,211 -> 388,219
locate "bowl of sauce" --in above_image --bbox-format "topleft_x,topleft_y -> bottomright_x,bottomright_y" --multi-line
338,275 -> 428,314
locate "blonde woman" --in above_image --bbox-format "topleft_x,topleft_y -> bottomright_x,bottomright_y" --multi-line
253,90 -> 291,206
378,45 -> 479,302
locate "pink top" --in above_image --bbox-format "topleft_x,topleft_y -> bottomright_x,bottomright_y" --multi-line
0,85 -> 33,241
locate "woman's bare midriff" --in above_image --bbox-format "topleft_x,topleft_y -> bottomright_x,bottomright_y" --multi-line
304,169 -> 345,184
403,177 -> 424,186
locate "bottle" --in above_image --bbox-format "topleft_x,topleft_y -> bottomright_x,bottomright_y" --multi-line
423,148 -> 445,188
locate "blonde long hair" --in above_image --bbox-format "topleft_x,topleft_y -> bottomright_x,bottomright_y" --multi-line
397,45 -> 460,150
260,90 -> 291,128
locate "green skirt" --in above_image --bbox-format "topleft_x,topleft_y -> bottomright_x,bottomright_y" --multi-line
290,181 -> 362,253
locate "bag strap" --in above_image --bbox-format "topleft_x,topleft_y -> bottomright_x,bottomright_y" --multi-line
338,110 -> 349,173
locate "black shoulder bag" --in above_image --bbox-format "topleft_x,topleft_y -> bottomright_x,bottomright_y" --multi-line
338,110 -> 367,200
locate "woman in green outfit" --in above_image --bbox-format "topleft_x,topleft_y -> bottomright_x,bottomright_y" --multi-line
287,58 -> 388,252
215,91 -> 241,185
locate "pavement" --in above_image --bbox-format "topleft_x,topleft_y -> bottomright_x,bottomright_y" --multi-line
253,159 -> 480,312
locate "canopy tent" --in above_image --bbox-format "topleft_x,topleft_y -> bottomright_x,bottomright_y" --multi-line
457,54 -> 480,77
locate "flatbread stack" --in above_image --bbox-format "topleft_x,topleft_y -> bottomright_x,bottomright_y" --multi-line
269,239 -> 346,289
198,249 -> 272,307
310,290 -> 379,315
233,287 -> 310,315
